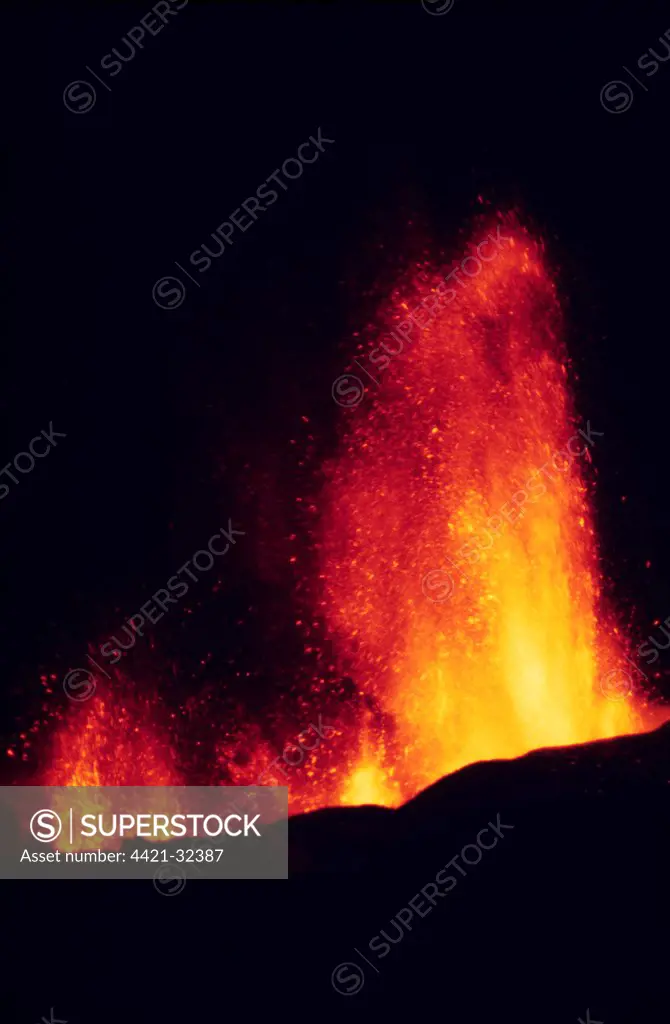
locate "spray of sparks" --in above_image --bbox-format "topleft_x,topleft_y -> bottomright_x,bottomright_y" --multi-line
318,212 -> 647,807
8,210 -> 661,816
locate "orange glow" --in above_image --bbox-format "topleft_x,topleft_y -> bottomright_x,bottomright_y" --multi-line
43,692 -> 181,789
319,213 -> 651,807
41,690 -> 183,850
28,212 -> 666,817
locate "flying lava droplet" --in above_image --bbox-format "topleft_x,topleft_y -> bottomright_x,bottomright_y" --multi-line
319,212 -> 654,806
29,211 -> 666,812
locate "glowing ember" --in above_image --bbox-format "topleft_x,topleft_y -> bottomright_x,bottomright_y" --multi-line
320,212 -> 649,806
21,211 -> 663,815
43,689 -> 182,788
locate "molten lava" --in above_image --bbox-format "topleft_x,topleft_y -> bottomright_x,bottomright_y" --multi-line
43,693 -> 182,788
20,210 -> 659,815
320,213 -> 645,807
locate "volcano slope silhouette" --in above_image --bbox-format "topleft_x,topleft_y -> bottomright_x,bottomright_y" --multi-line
4,721 -> 669,1024
286,719 -> 670,1020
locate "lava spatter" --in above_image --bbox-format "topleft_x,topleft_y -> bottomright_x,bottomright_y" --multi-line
320,213 -> 645,804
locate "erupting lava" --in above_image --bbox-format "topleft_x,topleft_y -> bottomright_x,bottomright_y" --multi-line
19,210 -> 658,813
321,213 -> 645,806
42,693 -> 181,788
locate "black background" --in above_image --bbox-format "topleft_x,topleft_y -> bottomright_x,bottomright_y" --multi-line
5,2 -> 670,735
4,2 -> 670,1021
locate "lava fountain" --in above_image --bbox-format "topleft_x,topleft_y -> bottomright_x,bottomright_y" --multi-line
322,213 -> 645,807
23,212 -> 657,816
42,690 -> 182,788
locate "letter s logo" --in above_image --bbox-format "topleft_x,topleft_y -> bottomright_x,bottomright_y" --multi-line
331,962 -> 364,996
638,641 -> 659,665
152,276 -> 186,310
331,374 -> 364,408
30,809 -> 62,842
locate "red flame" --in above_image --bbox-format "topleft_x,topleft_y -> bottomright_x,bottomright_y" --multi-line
25,211 -> 664,811
42,693 -> 181,788
318,213 -> 652,806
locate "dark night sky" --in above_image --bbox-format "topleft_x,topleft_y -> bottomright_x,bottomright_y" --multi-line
4,0 -> 670,748
3,7 -> 670,1024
